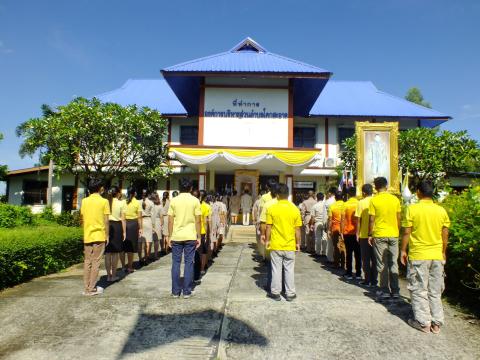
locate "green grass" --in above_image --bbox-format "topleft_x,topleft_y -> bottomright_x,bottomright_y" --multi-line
0,225 -> 84,290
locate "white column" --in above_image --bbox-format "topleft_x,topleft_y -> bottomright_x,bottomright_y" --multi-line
286,175 -> 293,202
198,165 -> 207,191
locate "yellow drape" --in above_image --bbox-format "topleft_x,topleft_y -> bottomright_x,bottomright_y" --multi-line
170,147 -> 319,166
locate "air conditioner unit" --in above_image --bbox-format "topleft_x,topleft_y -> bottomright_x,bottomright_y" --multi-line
325,158 -> 336,168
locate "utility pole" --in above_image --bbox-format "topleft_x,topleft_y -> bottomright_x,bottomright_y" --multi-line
47,159 -> 53,206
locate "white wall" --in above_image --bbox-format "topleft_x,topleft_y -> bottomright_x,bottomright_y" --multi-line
8,172 -> 76,213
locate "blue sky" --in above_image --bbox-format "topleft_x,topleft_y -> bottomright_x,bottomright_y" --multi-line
1,0 -> 479,172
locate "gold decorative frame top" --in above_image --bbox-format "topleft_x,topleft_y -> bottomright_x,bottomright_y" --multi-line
355,122 -> 399,195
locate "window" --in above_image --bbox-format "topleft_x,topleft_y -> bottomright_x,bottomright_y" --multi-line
338,128 -> 355,151
180,126 -> 198,145
22,180 -> 48,205
293,127 -> 316,148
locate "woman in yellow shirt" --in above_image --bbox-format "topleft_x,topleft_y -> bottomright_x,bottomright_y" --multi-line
123,188 -> 142,273
106,186 -> 126,282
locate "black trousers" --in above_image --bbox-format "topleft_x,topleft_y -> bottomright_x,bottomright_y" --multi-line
344,234 -> 361,276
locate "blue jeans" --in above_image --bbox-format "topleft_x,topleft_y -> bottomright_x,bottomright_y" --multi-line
171,240 -> 196,295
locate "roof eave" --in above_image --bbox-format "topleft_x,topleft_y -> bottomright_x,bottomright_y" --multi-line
161,70 -> 332,79
6,166 -> 50,177
307,114 -> 451,120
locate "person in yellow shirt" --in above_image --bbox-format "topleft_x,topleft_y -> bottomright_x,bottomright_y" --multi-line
328,191 -> 345,269
340,187 -> 360,280
400,181 -> 450,334
265,183 -> 302,301
259,185 -> 279,292
105,186 -> 126,282
167,178 -> 201,298
194,190 -> 211,282
123,188 -> 143,274
80,179 -> 110,296
354,184 -> 376,287
368,177 -> 401,301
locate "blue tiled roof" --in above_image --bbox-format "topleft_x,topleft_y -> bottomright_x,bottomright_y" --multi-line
309,81 -> 449,119
162,37 -> 330,75
95,79 -> 187,115
94,79 -> 449,121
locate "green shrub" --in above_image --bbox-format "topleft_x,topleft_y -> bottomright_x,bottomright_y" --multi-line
56,211 -> 81,227
0,225 -> 83,289
40,205 -> 56,222
441,185 -> 480,306
0,204 -> 34,228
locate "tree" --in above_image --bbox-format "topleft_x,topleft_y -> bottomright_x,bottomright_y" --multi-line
400,128 -> 480,186
340,127 -> 480,189
0,133 -> 7,180
405,87 -> 431,108
339,134 -> 357,170
16,98 -> 171,183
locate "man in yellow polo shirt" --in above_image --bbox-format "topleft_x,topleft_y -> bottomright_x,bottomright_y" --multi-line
80,179 -> 110,296
265,183 -> 302,301
259,185 -> 278,292
368,177 -> 401,301
355,184 -> 376,287
167,178 -> 201,299
400,181 -> 450,334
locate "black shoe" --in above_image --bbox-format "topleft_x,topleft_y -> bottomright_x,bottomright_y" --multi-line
266,293 -> 281,301
285,294 -> 297,302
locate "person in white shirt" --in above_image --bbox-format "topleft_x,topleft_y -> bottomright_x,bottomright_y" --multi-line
324,187 -> 337,262
139,189 -> 155,264
310,192 -> 328,257
240,189 -> 253,226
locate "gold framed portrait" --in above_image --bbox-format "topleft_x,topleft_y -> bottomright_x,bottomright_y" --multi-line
356,122 -> 399,195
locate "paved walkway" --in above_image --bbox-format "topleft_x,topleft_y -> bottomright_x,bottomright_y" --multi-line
1,237 -> 479,359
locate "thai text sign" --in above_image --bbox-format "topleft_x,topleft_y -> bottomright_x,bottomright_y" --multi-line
203,88 -> 288,147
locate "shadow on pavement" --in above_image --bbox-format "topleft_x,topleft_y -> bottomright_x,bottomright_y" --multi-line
119,309 -> 268,358
310,253 -> 412,324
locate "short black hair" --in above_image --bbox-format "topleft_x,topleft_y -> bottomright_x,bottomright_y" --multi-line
179,178 -> 193,192
362,183 -> 373,196
373,177 -> 388,190
334,190 -> 343,201
347,187 -> 356,197
233,190 -> 237,195
316,192 -> 325,201
88,178 -> 103,193
270,183 -> 279,197
417,180 -> 434,198
328,186 -> 337,195
267,178 -> 277,190
277,183 -> 289,197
